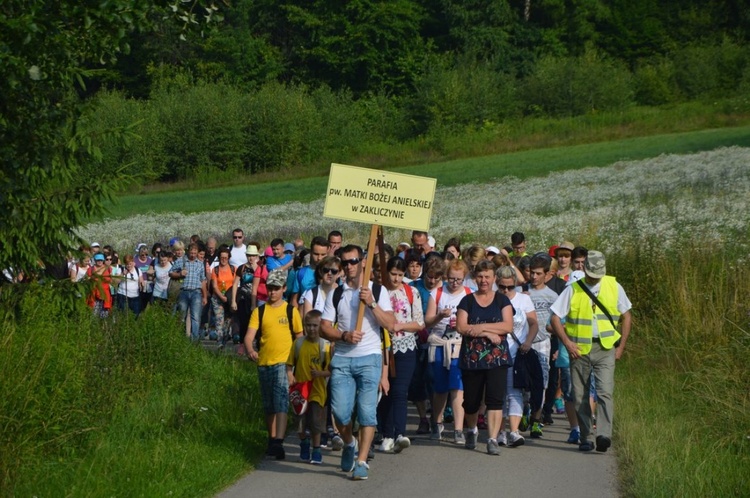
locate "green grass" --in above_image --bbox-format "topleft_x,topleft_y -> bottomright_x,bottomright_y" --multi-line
107,124 -> 750,219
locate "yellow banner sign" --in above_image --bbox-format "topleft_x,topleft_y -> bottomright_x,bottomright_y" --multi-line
324,164 -> 437,231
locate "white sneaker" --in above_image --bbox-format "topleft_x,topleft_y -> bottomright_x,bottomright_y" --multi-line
378,437 -> 395,453
497,431 -> 508,446
508,431 -> 525,447
394,435 -> 411,453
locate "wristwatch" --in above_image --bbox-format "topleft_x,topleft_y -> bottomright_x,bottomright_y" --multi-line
369,301 -> 378,310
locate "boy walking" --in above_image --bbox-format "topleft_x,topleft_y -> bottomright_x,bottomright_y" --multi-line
245,269 -> 303,460
287,310 -> 331,464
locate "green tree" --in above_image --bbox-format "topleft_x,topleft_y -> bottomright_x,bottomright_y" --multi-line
0,0 -> 220,285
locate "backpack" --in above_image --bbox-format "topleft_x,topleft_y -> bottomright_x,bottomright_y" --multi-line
256,302 -> 296,345
434,285 -> 472,306
331,283 -> 383,321
213,264 -> 236,279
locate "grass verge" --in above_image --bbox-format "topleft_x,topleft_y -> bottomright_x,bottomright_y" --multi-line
107,124 -> 750,219
0,289 -> 265,497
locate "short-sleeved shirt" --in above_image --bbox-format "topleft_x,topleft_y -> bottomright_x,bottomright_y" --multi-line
550,279 -> 632,338
508,292 -> 535,358
322,281 -> 392,358
171,258 -> 206,290
266,254 -> 292,271
287,338 -> 332,405
249,302 -> 303,366
300,284 -> 330,312
230,245 -> 248,267
457,293 -> 512,370
528,285 -> 559,342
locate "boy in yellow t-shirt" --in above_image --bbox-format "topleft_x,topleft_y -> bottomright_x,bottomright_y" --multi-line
245,269 -> 303,460
287,309 -> 331,464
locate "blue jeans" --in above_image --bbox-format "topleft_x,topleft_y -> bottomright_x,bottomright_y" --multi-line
116,294 -> 142,317
177,289 -> 203,341
330,353 -> 382,427
378,348 -> 417,438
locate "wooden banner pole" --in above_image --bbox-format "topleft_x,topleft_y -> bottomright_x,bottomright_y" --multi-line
355,223 -> 380,331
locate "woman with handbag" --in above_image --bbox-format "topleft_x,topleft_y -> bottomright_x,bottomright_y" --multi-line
495,265 -> 539,447
377,256 -> 424,454
456,259 -> 513,456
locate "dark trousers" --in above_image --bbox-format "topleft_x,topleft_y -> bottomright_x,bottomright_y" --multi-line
377,348 -> 417,439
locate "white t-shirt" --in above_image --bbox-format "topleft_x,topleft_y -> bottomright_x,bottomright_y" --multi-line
322,281 -> 393,358
300,285 -> 330,312
429,284 -> 472,337
528,285 -> 560,342
152,263 -> 173,299
230,245 -> 248,267
550,279 -> 632,338
117,267 -> 141,298
509,292 -> 535,358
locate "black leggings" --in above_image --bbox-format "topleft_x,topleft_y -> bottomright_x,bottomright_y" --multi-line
462,367 -> 508,413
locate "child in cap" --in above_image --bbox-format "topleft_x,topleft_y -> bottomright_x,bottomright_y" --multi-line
286,309 -> 331,464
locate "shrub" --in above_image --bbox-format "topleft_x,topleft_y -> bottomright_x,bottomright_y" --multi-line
672,41 -> 749,99
522,49 -> 634,117
633,57 -> 680,106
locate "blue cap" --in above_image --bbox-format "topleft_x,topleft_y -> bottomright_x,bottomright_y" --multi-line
284,243 -> 296,254
93,253 -> 106,261
169,237 -> 179,246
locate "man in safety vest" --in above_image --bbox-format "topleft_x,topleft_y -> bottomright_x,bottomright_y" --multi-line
550,250 -> 632,453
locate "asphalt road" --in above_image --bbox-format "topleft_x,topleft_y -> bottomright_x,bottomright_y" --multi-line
216,402 -> 618,498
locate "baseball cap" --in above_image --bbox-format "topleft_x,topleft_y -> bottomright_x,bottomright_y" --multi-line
555,241 -> 575,254
93,253 -> 105,261
91,242 -> 101,248
135,243 -> 148,252
584,251 -> 606,279
284,242 -> 296,254
486,245 -> 500,255
245,245 -> 259,256
169,237 -> 179,246
266,269 -> 287,288
548,245 -> 559,257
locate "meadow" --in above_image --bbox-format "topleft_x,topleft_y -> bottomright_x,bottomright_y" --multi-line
6,141 -> 749,497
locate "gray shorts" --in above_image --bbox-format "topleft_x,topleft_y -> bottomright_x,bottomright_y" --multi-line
296,401 -> 326,435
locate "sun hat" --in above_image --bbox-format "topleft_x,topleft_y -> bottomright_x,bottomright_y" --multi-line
584,251 -> 606,279
555,241 -> 575,254
245,245 -> 260,256
266,269 -> 287,288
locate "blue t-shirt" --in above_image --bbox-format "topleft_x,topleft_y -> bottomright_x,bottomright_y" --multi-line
290,266 -> 317,296
266,254 -> 292,271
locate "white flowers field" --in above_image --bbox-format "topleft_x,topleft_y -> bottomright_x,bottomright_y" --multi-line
79,146 -> 750,255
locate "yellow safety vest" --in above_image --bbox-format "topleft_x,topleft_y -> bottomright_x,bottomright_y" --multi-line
564,276 -> 621,355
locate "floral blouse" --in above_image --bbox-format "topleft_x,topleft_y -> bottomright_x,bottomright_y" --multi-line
389,285 -> 425,354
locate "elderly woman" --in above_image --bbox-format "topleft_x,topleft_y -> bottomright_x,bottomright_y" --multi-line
210,247 -> 236,344
116,253 -> 142,317
425,258 -> 472,444
377,256 -> 425,454
495,265 -> 539,446
456,260 -> 513,455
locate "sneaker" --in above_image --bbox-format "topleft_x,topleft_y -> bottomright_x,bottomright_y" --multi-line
579,440 -> 594,452
394,435 -> 410,454
497,431 -> 507,446
310,447 -> 323,464
567,428 -> 581,444
554,397 -> 565,414
373,432 -> 384,445
331,434 -> 344,451
430,423 -> 444,441
596,435 -> 611,453
542,413 -> 554,425
477,414 -> 488,430
272,443 -> 286,460
519,414 -> 530,432
320,433 -> 329,449
352,461 -> 369,480
465,430 -> 477,450
530,421 -> 543,438
378,437 -> 395,453
444,407 -> 454,423
341,442 -> 356,472
454,430 -> 466,445
417,418 -> 431,434
299,439 -> 311,461
486,439 -> 500,455
508,431 -> 525,447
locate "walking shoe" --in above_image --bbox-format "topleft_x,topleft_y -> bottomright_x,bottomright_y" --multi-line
310,447 -> 323,465
486,438 -> 500,456
465,430 -> 477,450
444,407 -> 454,423
271,443 -> 285,460
352,461 -> 369,480
519,414 -> 530,432
394,435 -> 411,453
299,439 -> 311,461
554,397 -> 565,414
417,418 -> 431,434
508,431 -> 525,447
530,421 -> 543,438
378,437 -> 394,453
596,435 -> 611,453
542,413 -> 554,425
373,432 -> 384,445
430,423 -> 444,441
497,431 -> 507,446
477,414 -> 488,430
567,428 -> 581,444
331,434 -> 344,451
454,430 -> 466,445
341,442 -> 356,472
579,440 -> 594,452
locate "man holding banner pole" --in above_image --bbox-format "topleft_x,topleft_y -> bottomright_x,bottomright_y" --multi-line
320,242 -> 395,481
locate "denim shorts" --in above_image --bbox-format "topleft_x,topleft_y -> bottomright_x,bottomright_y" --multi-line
257,363 -> 289,415
329,353 -> 382,427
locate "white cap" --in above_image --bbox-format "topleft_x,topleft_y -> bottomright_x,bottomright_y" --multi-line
91,242 -> 101,248
486,245 -> 500,255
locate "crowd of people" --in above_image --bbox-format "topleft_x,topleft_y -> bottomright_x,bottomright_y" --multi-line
70,228 -> 632,481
